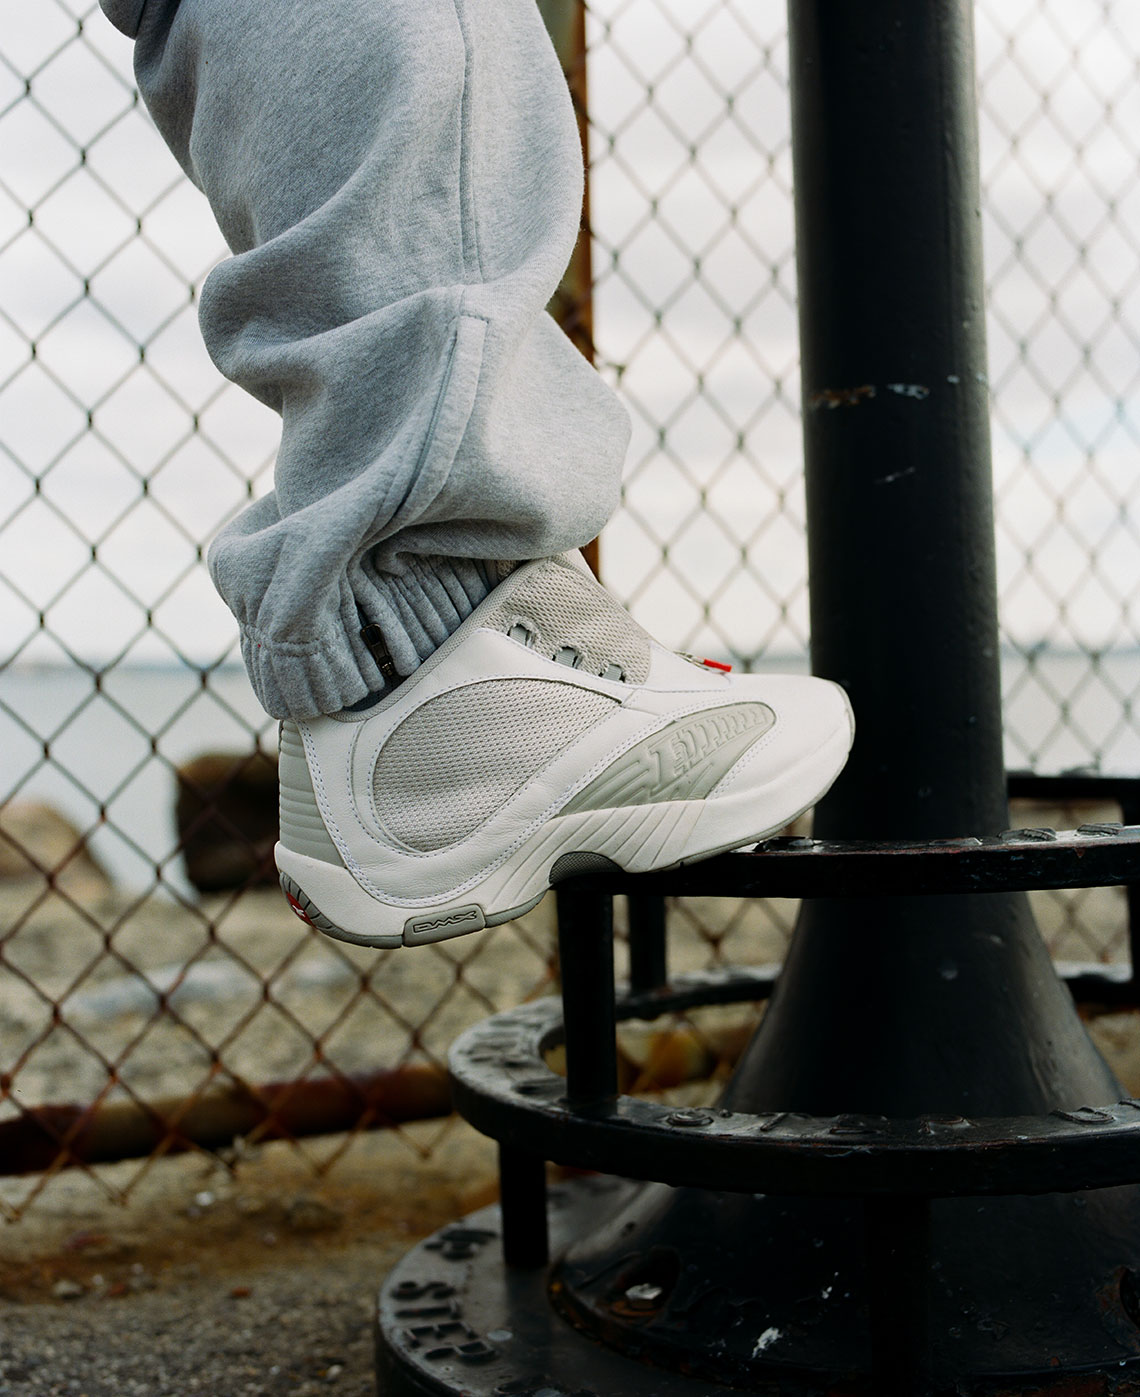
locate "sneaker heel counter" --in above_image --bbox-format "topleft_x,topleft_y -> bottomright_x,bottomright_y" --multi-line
279,721 -> 343,866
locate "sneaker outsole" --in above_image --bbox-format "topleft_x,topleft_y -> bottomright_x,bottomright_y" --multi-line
281,869 -> 549,949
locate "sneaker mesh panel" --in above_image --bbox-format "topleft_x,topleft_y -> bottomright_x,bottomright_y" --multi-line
373,679 -> 617,851
482,557 -> 652,683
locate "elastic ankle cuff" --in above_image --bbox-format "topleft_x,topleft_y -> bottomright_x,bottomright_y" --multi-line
239,624 -> 383,720
239,556 -> 498,719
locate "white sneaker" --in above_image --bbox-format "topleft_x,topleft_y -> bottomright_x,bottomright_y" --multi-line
275,554 -> 853,949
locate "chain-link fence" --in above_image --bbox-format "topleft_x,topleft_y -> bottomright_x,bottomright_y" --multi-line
2,0 -> 1139,1220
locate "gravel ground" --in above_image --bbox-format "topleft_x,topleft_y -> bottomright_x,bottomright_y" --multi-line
2,1269 -> 384,1397
0,1125 -> 499,1397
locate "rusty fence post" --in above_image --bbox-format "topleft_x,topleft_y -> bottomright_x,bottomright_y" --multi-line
538,0 -> 599,579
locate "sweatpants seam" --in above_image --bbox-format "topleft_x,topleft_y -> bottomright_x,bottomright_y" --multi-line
413,320 -> 461,478
448,0 -> 484,284
381,309 -> 487,534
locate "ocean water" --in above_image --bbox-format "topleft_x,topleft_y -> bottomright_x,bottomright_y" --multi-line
2,650 -> 1139,895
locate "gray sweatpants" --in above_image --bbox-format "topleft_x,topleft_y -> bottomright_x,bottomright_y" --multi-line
99,0 -> 630,719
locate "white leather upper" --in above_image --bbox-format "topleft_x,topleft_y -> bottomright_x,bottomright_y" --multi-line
297,616 -> 849,905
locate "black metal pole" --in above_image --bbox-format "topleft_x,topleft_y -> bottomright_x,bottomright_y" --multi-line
498,1144 -> 549,1269
556,888 -> 618,1105
1119,791 -> 1140,993
627,895 -> 668,994
865,1196 -> 933,1395
725,0 -> 1120,1119
797,3 -> 1003,842
794,0 -> 1004,841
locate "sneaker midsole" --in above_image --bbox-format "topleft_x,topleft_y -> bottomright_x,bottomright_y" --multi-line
275,719 -> 851,946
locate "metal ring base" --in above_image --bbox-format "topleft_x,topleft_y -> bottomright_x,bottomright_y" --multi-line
376,1180 -> 1140,1396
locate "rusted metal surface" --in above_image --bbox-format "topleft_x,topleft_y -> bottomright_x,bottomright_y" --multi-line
537,0 -> 599,580
0,1063 -> 451,1176
0,1018 -> 745,1179
450,979 -> 1140,1199
537,0 -> 594,364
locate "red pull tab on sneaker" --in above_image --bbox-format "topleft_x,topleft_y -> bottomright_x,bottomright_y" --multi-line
700,658 -> 732,672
